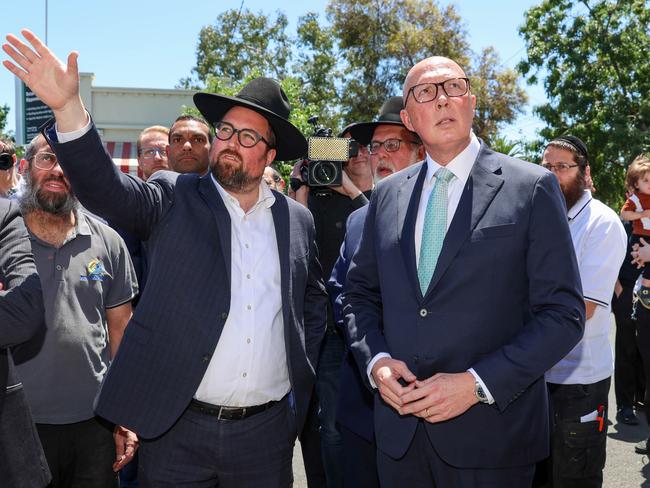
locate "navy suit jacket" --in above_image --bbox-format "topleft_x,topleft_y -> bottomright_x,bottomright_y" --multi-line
0,199 -> 50,485
328,205 -> 375,442
44,123 -> 328,439
343,143 -> 585,467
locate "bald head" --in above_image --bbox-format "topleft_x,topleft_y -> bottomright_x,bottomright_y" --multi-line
400,56 -> 475,165
402,56 -> 467,101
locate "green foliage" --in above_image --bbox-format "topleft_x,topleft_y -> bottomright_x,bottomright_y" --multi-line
0,104 -> 9,136
519,0 -> 650,206
182,1 -> 530,153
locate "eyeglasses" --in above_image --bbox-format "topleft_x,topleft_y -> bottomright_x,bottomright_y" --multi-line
541,162 -> 580,173
139,147 -> 167,159
214,121 -> 273,149
29,152 -> 59,171
405,77 -> 470,104
367,138 -> 420,155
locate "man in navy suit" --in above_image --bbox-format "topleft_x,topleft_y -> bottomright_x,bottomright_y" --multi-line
4,29 -> 328,487
0,199 -> 51,487
328,95 -> 423,488
343,56 -> 585,487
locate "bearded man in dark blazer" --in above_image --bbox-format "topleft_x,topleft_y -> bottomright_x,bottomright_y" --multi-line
4,29 -> 328,487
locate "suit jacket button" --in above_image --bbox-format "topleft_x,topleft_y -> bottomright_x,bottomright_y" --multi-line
419,308 -> 428,317
202,355 -> 210,362
221,312 -> 228,321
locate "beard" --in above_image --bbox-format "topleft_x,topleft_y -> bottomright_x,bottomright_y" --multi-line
211,149 -> 260,193
373,159 -> 397,184
560,170 -> 586,210
19,171 -> 78,216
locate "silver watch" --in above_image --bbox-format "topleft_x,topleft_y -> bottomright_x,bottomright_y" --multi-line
475,380 -> 489,403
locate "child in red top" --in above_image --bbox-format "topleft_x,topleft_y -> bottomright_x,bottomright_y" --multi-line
621,154 -> 650,307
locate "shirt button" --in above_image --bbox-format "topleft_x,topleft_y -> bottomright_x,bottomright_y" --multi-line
419,308 -> 428,317
242,372 -> 247,378
246,274 -> 251,279
247,305 -> 252,310
245,243 -> 249,249
246,338 -> 251,344
56,265 -> 63,271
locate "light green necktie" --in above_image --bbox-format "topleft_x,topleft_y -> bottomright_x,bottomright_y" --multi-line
418,167 -> 454,294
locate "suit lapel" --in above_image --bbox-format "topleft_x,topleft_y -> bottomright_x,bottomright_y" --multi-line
424,144 -> 504,297
270,194 -> 293,376
398,163 -> 428,300
198,175 -> 232,286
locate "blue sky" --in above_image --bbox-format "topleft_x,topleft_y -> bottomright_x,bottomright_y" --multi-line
3,0 -> 546,141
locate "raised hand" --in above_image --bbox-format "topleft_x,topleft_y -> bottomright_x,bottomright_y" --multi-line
3,29 -> 87,131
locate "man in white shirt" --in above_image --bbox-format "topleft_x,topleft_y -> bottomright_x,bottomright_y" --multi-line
3,30 -> 328,487
539,135 -> 627,488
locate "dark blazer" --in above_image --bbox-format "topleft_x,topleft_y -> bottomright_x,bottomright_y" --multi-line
328,205 -> 375,442
44,123 -> 328,439
0,199 -> 50,487
344,143 -> 585,467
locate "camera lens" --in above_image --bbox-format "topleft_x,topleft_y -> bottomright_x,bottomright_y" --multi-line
311,161 -> 339,186
0,153 -> 14,171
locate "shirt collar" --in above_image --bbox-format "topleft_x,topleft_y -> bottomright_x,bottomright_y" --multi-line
567,189 -> 592,222
424,132 -> 480,186
75,210 -> 92,236
210,173 -> 276,214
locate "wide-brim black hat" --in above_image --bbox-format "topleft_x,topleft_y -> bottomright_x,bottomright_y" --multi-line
340,96 -> 406,145
194,77 -> 307,161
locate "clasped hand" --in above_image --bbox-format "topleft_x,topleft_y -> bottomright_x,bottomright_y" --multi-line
371,357 -> 478,423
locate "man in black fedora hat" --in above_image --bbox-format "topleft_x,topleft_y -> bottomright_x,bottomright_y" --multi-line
4,29 -> 328,487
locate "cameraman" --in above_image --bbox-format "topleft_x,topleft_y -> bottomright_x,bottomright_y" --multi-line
290,125 -> 372,487
0,138 -> 21,198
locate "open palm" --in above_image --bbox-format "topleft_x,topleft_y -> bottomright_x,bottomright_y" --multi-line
2,29 -> 80,112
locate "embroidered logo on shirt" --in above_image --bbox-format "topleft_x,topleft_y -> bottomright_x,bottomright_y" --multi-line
80,258 -> 107,281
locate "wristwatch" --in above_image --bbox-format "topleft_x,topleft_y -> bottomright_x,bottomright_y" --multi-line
475,380 -> 489,403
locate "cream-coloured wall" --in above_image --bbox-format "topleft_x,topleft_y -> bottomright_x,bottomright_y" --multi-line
78,72 -> 196,142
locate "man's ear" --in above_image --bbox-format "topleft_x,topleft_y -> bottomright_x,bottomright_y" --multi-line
265,149 -> 277,166
18,158 -> 29,175
400,109 -> 415,132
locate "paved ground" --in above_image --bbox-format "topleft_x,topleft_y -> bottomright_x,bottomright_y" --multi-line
291,317 -> 650,487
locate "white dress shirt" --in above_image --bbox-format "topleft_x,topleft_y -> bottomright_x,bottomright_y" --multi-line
545,190 -> 626,385
194,178 -> 290,406
57,116 -> 291,406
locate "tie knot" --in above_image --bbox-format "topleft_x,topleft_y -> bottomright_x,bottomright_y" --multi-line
435,167 -> 454,184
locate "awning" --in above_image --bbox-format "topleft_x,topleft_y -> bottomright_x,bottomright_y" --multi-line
103,141 -> 143,179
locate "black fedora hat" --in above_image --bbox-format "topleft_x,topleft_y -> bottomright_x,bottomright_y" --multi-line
193,77 -> 307,161
341,96 -> 406,145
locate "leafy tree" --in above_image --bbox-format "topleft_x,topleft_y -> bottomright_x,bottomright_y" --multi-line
519,0 -> 650,207
293,12 -> 342,131
179,8 -> 291,89
469,47 -> 528,145
0,104 -> 9,136
327,0 -> 470,123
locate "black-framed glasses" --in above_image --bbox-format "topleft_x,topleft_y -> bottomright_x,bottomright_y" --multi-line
405,77 -> 470,104
29,152 -> 59,171
541,162 -> 580,173
139,147 -> 167,159
367,138 -> 420,155
214,121 -> 273,149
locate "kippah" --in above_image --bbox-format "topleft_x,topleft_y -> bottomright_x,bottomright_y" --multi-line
551,135 -> 589,163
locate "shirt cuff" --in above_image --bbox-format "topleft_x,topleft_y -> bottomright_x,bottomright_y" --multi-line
468,368 -> 495,405
56,112 -> 92,143
367,353 -> 392,389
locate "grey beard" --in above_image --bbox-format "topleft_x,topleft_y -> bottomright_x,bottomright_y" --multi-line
19,174 -> 78,216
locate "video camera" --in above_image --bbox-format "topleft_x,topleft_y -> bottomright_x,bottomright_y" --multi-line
299,116 -> 360,188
